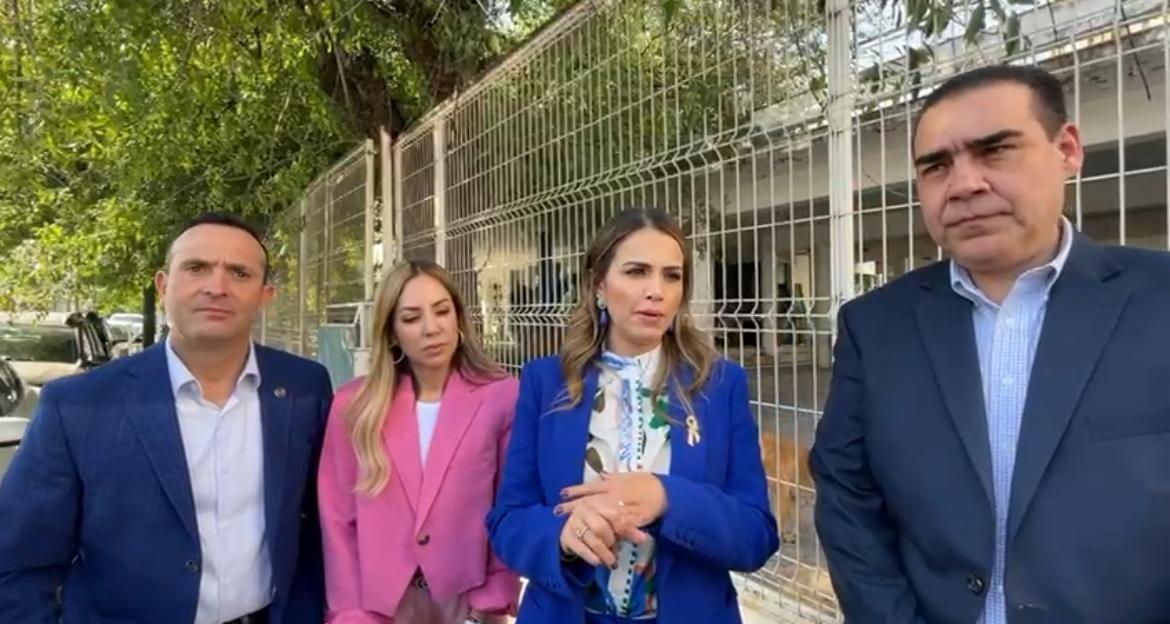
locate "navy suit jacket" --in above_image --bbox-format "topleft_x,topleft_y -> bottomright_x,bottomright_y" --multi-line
0,343 -> 332,624
487,355 -> 779,624
810,234 -> 1170,624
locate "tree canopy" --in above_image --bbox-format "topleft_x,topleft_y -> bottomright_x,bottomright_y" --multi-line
0,0 -> 573,311
0,0 -> 1035,312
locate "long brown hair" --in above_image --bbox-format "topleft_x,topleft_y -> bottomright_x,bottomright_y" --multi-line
346,260 -> 506,495
558,207 -> 718,414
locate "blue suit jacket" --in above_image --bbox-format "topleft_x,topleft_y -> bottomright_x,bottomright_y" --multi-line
487,356 -> 779,624
0,343 -> 332,624
810,235 -> 1170,624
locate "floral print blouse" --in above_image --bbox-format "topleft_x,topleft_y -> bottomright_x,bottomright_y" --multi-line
582,346 -> 671,619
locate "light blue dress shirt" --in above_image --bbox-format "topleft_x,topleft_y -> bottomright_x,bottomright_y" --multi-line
166,340 -> 271,624
949,218 -> 1074,624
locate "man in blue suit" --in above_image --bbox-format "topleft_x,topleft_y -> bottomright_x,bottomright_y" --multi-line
811,64 -> 1170,623
0,213 -> 332,624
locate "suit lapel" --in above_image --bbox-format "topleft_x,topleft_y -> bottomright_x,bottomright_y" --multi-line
384,377 -> 423,515
1008,238 -> 1128,544
124,344 -> 199,541
256,347 -> 294,550
666,366 -> 707,483
416,372 -> 482,528
915,268 -> 995,507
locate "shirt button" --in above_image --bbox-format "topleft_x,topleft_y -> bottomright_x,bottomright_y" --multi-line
1001,377 -> 1014,387
417,533 -> 430,546
185,560 -> 200,573
1004,317 -> 1017,328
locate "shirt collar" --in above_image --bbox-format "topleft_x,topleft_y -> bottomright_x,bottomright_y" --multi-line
165,337 -> 261,399
950,216 -> 1075,307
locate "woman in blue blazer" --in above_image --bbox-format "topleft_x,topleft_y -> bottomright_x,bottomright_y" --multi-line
487,208 -> 779,624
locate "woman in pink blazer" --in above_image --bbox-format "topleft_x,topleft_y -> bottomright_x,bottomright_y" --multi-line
319,260 -> 520,624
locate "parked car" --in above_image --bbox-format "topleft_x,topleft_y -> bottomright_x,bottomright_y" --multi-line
107,311 -> 144,341
0,358 -> 30,482
0,311 -> 113,388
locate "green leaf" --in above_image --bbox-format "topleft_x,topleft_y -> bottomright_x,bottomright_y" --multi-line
934,2 -> 952,35
907,0 -> 928,29
1004,14 -> 1022,55
964,4 -> 987,45
661,0 -> 682,29
989,0 -> 1009,23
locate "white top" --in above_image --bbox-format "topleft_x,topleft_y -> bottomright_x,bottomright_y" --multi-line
417,401 -> 441,465
165,340 -> 271,624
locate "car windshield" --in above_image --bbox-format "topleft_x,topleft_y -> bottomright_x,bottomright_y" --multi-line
110,314 -> 142,323
0,324 -> 78,363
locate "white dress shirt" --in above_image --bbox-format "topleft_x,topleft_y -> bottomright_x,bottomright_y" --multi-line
416,400 -> 441,466
166,340 -> 271,624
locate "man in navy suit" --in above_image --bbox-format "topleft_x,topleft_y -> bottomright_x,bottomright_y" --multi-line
811,64 -> 1170,623
0,213 -> 332,624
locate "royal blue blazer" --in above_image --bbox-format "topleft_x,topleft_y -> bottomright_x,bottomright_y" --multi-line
487,355 -> 779,624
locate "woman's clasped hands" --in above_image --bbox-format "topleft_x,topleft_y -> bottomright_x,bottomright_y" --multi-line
554,472 -> 668,568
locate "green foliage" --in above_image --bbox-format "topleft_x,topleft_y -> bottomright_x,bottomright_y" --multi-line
0,0 -> 1037,313
0,0 -> 569,312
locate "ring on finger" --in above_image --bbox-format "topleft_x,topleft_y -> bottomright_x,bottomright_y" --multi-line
575,523 -> 590,540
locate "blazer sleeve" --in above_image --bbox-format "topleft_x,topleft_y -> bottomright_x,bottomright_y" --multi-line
651,363 -> 780,572
808,305 -> 927,624
317,382 -> 386,624
486,363 -> 593,601
465,378 -> 522,616
0,383 -> 80,624
286,367 -> 331,623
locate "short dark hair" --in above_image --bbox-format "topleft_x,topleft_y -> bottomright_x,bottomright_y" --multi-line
166,212 -> 270,283
914,64 -> 1069,141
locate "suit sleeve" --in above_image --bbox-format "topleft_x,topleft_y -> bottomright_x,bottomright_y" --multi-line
286,368 -> 331,623
0,384 -> 80,624
465,378 -> 522,616
317,379 -> 389,624
809,306 -> 927,624
486,363 -> 593,601
651,364 -> 780,572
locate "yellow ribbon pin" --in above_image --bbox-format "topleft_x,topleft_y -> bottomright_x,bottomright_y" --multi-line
685,415 -> 701,447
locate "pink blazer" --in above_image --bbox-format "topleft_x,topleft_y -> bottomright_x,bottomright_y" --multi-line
318,370 -> 521,624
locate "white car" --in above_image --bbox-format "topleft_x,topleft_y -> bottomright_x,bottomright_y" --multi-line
0,313 -> 112,388
107,312 -> 145,340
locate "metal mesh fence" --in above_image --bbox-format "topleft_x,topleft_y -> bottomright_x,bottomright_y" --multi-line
261,141 -> 376,359
312,0 -> 1169,620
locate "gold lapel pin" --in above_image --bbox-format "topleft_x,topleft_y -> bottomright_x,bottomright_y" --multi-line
274,387 -> 287,398
685,415 -> 701,447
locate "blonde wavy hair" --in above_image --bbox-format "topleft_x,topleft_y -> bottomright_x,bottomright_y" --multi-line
558,207 -> 719,415
346,260 -> 506,496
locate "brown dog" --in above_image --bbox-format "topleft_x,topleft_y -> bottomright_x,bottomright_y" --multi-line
760,430 -> 813,544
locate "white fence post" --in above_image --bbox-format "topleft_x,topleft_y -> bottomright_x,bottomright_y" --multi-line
827,0 -> 856,332
433,119 -> 447,266
380,126 -> 396,264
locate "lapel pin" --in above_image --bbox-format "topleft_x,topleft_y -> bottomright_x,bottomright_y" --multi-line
685,415 -> 701,447
274,387 -> 287,398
